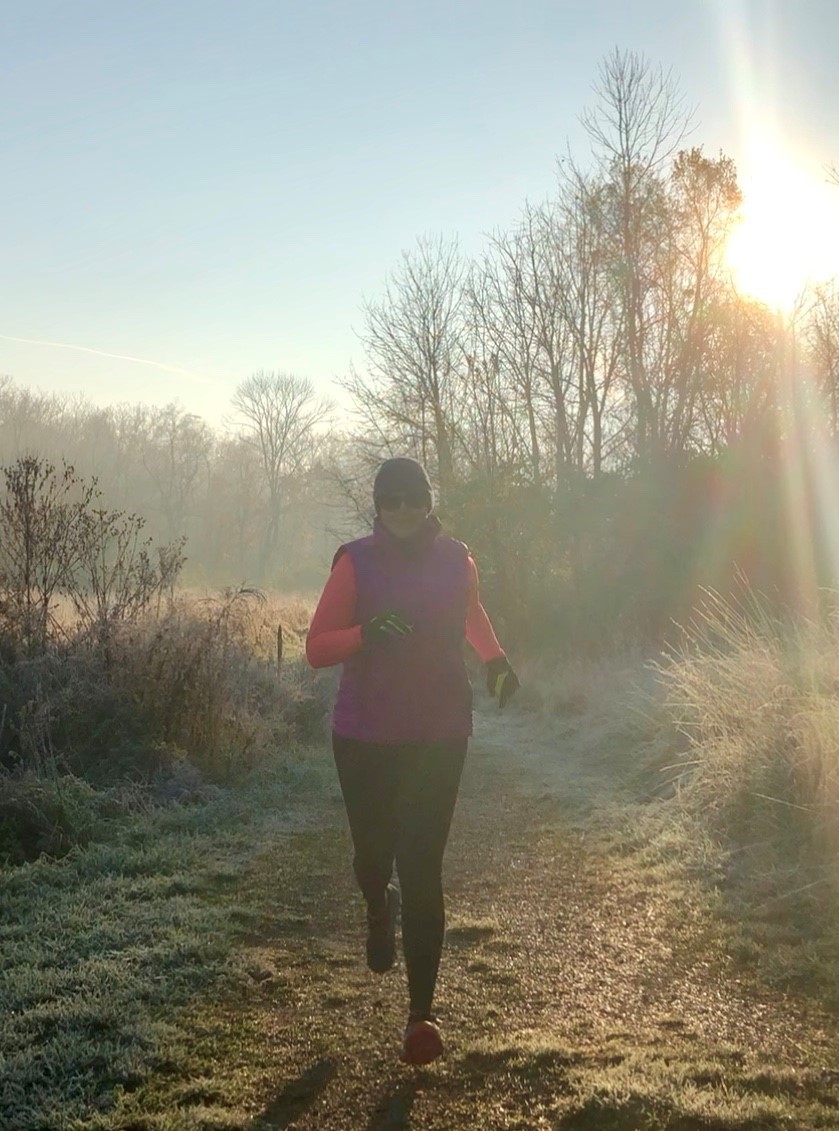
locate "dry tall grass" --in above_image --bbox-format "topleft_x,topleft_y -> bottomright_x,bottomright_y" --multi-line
172,587 -> 317,662
527,590 -> 839,903
656,588 -> 839,908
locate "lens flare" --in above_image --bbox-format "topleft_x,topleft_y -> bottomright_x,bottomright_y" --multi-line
725,141 -> 839,311
713,1 -> 839,311
707,0 -> 839,614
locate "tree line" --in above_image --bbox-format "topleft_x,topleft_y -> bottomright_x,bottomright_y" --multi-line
0,371 -> 345,590
349,53 -> 839,484
2,51 -> 838,648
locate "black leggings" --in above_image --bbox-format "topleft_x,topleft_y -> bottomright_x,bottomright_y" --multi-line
332,733 -> 468,1016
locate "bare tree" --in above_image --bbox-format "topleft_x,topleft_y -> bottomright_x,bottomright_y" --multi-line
582,49 -> 694,463
806,282 -> 839,433
205,436 -> 263,578
0,381 -> 68,462
465,191 -> 616,484
691,294 -> 776,453
465,231 -> 546,483
343,235 -> 466,503
231,371 -> 331,581
142,405 -> 214,543
656,148 -> 743,454
548,170 -> 627,475
0,458 -> 96,653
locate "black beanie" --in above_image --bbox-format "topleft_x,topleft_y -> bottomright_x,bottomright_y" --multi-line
373,457 -> 433,508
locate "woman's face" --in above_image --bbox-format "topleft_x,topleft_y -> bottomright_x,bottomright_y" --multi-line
377,491 -> 430,539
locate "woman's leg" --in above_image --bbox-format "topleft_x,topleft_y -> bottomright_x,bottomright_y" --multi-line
394,739 -> 468,1017
332,733 -> 400,910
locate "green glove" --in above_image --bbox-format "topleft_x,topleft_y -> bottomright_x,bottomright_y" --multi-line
486,656 -> 520,709
362,610 -> 413,646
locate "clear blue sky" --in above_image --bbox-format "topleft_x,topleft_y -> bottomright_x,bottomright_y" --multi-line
1,0 -> 837,427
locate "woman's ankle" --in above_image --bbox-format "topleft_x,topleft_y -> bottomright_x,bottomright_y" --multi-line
408,1009 -> 438,1024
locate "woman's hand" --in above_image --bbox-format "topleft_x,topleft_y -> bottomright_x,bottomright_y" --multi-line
362,611 -> 413,646
486,656 -> 520,709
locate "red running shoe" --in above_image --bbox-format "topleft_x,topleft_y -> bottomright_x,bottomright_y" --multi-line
400,1015 -> 443,1066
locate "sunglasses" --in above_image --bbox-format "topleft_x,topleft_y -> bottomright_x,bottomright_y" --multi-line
377,491 -> 429,511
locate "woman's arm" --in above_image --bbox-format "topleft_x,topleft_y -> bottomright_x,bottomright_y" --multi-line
465,556 -> 505,663
306,552 -> 364,668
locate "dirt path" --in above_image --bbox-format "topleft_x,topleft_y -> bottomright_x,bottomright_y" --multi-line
230,705 -> 839,1130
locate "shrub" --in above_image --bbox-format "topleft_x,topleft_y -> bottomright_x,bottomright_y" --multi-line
101,589 -> 327,783
0,456 -> 184,658
0,771 -> 134,864
0,588 -> 326,787
0,457 -> 330,863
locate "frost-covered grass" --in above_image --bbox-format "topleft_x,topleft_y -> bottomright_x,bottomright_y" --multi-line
0,750 -> 330,1131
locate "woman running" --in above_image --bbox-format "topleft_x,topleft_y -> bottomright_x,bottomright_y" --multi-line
306,457 -> 519,1065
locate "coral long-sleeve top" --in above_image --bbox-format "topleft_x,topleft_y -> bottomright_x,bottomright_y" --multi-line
306,551 -> 504,669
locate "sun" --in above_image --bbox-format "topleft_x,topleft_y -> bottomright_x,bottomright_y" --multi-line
725,142 -> 839,311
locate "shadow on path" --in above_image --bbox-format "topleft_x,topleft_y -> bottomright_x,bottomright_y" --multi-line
364,1080 -> 419,1129
254,1058 -> 337,1129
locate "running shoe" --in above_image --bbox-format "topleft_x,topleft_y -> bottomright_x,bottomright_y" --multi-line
400,1014 -> 443,1065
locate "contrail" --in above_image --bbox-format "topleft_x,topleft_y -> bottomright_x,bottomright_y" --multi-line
0,332 -> 217,385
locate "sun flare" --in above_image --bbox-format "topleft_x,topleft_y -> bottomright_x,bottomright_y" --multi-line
725,142 -> 839,311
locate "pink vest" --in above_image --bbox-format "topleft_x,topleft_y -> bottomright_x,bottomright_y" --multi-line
332,519 -> 472,743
